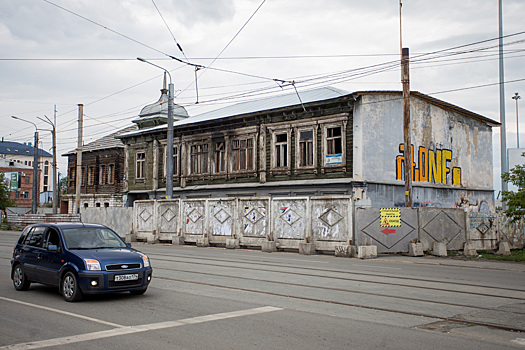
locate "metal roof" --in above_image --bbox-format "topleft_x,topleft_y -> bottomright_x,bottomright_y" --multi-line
63,125 -> 137,156
0,158 -> 33,170
117,87 -> 499,138
0,140 -> 52,158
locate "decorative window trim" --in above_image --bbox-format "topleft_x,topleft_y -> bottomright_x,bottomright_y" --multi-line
135,150 -> 146,181
268,128 -> 291,174
87,166 -> 95,186
321,122 -> 346,169
187,139 -> 210,176
107,163 -> 115,185
213,139 -> 227,174
163,144 -> 180,178
294,126 -> 317,173
230,135 -> 255,174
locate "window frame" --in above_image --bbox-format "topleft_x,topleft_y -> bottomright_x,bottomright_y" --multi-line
322,123 -> 346,168
188,140 -> 209,175
269,128 -> 291,172
231,136 -> 255,173
295,126 -> 317,170
135,151 -> 146,180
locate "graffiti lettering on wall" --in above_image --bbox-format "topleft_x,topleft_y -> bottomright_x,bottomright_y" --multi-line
396,144 -> 461,186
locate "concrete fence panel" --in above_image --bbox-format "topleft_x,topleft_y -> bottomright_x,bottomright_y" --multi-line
467,212 -> 497,250
208,198 -> 236,244
157,199 -> 181,242
134,200 -> 156,242
355,207 -> 418,253
311,196 -> 353,251
81,207 -> 133,237
271,197 -> 309,249
419,208 -> 466,251
238,197 -> 269,247
497,213 -> 525,249
182,199 -> 207,243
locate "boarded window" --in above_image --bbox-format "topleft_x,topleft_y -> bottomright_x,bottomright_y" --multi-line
136,152 -> 146,179
299,130 -> 314,167
107,164 -> 115,184
275,133 -> 288,168
88,166 -> 95,186
232,138 -> 254,171
214,141 -> 226,173
190,143 -> 208,174
327,126 -> 342,155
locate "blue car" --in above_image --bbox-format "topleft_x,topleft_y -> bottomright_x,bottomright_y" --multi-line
11,223 -> 152,302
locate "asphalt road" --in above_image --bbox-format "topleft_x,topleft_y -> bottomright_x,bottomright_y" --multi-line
0,229 -> 524,349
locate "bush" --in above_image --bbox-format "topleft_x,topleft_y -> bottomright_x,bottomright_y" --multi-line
5,225 -> 11,231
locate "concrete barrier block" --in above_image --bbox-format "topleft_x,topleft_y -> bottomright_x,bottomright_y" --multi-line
299,242 -> 316,255
357,245 -> 377,259
432,242 -> 447,257
262,241 -> 277,253
408,243 -> 424,257
196,237 -> 209,247
226,238 -> 240,249
349,245 -> 357,257
146,235 -> 158,244
125,233 -> 136,243
463,242 -> 477,257
171,236 -> 185,245
335,245 -> 350,257
496,241 -> 511,255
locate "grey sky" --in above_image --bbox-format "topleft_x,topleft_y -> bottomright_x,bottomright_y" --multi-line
1,0 -> 524,193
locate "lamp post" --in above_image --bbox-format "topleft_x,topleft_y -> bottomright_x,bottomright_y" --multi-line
11,116 -> 39,214
137,57 -> 174,199
512,92 -> 521,148
37,115 -> 57,214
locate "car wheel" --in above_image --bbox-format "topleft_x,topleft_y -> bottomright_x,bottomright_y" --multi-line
61,272 -> 83,302
130,288 -> 147,295
12,264 -> 31,291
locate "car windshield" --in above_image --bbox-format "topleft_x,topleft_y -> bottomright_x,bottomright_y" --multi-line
62,227 -> 127,250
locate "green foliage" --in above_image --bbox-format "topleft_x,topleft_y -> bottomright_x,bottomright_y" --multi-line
59,176 -> 68,195
477,250 -> 525,262
5,225 -> 11,231
501,153 -> 525,222
0,173 -> 15,215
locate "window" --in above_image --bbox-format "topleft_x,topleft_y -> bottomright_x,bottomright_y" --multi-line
15,191 -> 20,199
327,126 -> 342,155
299,130 -> 314,167
81,167 -> 86,186
99,164 -> 107,185
214,141 -> 226,173
108,164 -> 115,184
69,167 -> 75,187
88,166 -> 95,186
43,229 -> 60,250
232,138 -> 254,171
23,192 -> 28,199
275,133 -> 288,168
25,227 -> 46,247
25,176 -> 30,183
190,143 -> 208,174
44,161 -> 49,175
136,152 -> 146,179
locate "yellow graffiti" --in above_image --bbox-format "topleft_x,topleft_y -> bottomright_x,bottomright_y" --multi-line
396,144 -> 461,186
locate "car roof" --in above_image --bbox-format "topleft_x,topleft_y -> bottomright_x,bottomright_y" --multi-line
27,223 -> 109,230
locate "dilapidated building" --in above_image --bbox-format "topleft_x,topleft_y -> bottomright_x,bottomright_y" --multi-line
116,87 -> 498,211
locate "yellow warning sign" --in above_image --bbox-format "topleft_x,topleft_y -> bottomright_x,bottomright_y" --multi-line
380,208 -> 401,227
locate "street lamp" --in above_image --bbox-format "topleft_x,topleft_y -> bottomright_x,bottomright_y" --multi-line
137,57 -> 175,199
37,115 -> 57,214
512,92 -> 521,148
11,116 -> 39,214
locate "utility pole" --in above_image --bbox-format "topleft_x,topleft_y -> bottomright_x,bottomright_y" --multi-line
38,110 -> 57,214
499,0 -> 508,208
32,131 -> 39,214
512,92 -> 521,148
75,104 -> 83,214
402,47 -> 412,208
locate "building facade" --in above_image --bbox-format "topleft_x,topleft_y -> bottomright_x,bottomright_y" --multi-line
0,140 -> 52,205
0,159 -> 39,208
117,88 -> 497,211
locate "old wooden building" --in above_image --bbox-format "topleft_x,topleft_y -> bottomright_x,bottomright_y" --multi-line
117,87 -> 498,210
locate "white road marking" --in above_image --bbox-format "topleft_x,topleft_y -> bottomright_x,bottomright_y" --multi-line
0,296 -> 124,328
0,306 -> 283,350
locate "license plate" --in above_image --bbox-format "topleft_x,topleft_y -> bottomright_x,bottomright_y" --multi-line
114,273 -> 138,282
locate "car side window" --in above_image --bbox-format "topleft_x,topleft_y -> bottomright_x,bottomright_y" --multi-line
18,227 -> 32,245
25,227 -> 46,248
43,229 -> 61,249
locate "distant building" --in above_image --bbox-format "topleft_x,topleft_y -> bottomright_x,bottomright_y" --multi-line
116,87 -> 498,211
0,139 -> 52,205
0,159 -> 38,208
62,125 -> 137,213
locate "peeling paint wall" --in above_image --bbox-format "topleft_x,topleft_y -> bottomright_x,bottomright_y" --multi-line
353,93 -> 494,209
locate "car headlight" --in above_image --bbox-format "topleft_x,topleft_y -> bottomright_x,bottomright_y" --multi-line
84,259 -> 101,271
142,255 -> 150,268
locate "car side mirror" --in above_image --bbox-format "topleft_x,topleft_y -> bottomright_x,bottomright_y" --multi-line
47,244 -> 58,252
126,242 -> 132,248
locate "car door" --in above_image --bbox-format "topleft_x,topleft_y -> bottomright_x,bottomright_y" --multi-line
37,228 -> 64,286
20,226 -> 46,282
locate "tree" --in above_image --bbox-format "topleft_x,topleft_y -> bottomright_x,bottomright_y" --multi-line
0,173 -> 15,218
501,153 -> 525,222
